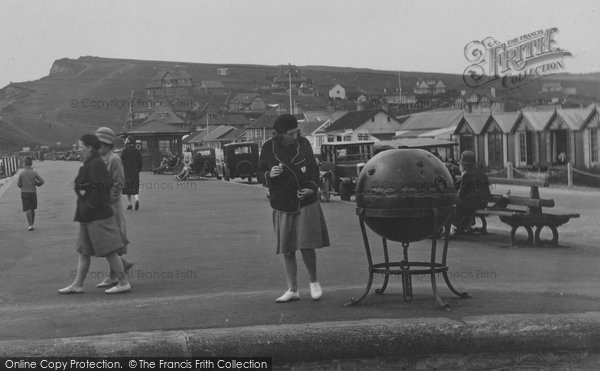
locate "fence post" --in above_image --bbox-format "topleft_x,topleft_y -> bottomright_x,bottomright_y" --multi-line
567,162 -> 573,188
507,162 -> 513,179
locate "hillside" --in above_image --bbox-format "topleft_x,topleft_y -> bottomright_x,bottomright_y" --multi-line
0,56 -> 598,152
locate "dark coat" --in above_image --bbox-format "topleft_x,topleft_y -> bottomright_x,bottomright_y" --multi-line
121,145 -> 143,181
74,154 -> 113,223
121,145 -> 143,195
259,136 -> 320,213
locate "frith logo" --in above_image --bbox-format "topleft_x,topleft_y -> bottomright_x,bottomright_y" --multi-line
463,27 -> 572,90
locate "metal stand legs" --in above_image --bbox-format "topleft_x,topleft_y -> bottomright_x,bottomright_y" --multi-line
347,209 -> 470,309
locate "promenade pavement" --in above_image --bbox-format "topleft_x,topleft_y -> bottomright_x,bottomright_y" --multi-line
0,161 -> 599,365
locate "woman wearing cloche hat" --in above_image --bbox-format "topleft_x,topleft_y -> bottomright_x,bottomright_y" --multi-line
258,114 -> 330,303
95,127 -> 134,288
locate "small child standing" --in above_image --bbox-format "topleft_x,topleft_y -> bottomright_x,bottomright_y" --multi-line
17,157 -> 45,231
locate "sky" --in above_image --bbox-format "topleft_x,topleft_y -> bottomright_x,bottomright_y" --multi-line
0,0 -> 599,88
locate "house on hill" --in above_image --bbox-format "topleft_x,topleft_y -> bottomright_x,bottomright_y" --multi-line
455,90 -> 505,113
217,67 -> 230,76
413,79 -> 446,95
321,110 -> 403,142
200,80 -> 227,95
328,84 -> 346,100
227,93 -> 267,113
271,64 -> 312,91
145,67 -> 193,98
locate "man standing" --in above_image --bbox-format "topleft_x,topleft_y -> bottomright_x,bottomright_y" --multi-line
453,150 -> 490,234
121,136 -> 143,210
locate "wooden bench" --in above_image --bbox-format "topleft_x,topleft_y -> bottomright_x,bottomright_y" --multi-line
472,184 -> 579,247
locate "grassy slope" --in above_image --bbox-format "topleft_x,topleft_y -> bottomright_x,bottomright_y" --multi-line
0,56 -> 598,151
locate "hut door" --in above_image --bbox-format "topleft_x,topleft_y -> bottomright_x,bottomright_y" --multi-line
487,133 -> 503,169
553,130 -> 568,164
460,135 -> 475,153
525,132 -> 533,165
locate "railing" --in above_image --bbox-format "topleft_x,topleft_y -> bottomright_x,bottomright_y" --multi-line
493,162 -> 600,188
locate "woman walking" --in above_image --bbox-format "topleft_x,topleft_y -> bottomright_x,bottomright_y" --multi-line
96,127 -> 134,287
58,134 -> 131,294
258,114 -> 330,303
121,135 -> 143,210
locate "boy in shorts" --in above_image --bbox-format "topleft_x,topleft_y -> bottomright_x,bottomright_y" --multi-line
17,157 -> 45,231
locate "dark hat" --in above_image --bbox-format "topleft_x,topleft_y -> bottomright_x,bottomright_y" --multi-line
95,126 -> 115,144
460,150 -> 476,166
80,134 -> 101,150
273,114 -> 298,134
125,135 -> 135,145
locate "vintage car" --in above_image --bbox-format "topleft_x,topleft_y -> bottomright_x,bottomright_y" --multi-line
190,147 -> 222,179
373,137 -> 460,186
319,141 -> 375,201
223,142 -> 259,182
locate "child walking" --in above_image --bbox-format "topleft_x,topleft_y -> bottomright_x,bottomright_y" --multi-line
17,157 -> 45,231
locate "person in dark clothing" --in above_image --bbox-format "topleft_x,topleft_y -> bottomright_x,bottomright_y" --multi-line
121,135 -> 143,210
259,114 -> 330,303
58,134 -> 131,294
453,150 -> 491,233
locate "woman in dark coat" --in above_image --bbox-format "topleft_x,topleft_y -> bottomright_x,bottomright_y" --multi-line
121,135 -> 143,210
58,134 -> 131,294
259,114 -> 330,303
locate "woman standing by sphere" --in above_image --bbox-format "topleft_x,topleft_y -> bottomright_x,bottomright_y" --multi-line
259,114 -> 330,303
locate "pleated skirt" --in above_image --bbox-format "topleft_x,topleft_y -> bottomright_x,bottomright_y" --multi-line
272,201 -> 330,255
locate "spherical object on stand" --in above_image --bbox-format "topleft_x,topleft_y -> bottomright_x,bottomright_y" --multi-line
355,149 -> 456,242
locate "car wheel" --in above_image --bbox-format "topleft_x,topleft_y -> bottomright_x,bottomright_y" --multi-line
339,182 -> 351,201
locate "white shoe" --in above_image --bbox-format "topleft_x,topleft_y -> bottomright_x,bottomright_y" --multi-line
96,277 -> 117,288
310,282 -> 322,300
58,285 -> 84,294
105,282 -> 131,294
276,290 -> 299,303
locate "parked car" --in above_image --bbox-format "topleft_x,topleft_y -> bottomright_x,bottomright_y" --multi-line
319,141 -> 374,201
223,142 -> 259,183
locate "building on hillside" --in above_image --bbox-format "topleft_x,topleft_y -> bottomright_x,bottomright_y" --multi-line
242,111 -> 304,146
413,79 -> 446,95
227,93 -> 267,113
217,68 -> 230,76
145,67 -> 193,99
200,80 -> 227,95
455,90 -> 505,113
321,110 -> 403,142
328,84 -> 346,100
271,64 -> 312,91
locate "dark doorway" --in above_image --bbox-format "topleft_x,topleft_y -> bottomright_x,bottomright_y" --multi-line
553,130 -> 568,164
487,133 -> 503,169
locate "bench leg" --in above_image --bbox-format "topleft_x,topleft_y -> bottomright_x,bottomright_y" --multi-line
534,225 -> 559,246
510,225 -> 533,247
